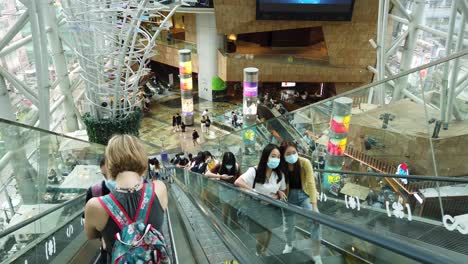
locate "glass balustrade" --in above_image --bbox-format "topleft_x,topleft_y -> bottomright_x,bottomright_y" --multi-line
197,52 -> 468,260
0,118 -> 106,262
172,167 -> 459,264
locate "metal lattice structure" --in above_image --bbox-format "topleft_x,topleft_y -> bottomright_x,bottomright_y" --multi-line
60,0 -> 184,119
371,0 -> 468,126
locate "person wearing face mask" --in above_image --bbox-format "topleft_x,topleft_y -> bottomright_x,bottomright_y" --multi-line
205,152 -> 240,226
235,144 -> 287,256
201,151 -> 219,209
279,141 -> 321,263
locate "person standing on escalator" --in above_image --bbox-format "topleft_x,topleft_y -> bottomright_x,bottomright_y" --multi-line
84,135 -> 168,263
84,155 -> 114,264
235,144 -> 287,256
280,141 -> 322,264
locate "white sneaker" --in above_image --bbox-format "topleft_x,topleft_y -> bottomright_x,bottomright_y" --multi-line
282,244 -> 293,254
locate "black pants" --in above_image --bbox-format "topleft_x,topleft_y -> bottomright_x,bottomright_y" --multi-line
99,247 -> 108,264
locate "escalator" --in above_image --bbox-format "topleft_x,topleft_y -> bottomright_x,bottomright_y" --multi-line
169,167 -> 459,264
0,164 -> 463,263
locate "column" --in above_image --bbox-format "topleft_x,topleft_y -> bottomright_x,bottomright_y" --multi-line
196,13 -> 223,101
178,49 -> 194,125
242,68 -> 258,148
323,97 -> 353,193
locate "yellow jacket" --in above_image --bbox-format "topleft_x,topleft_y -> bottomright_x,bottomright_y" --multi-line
286,157 -> 318,204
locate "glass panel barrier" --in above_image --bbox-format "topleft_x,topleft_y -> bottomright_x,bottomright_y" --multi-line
0,118 -> 106,263
204,52 -> 468,261
0,197 -> 85,264
172,167 -> 458,264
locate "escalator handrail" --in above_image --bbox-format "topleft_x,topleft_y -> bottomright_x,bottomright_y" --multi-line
174,167 -> 458,264
314,169 -> 468,183
0,192 -> 86,238
165,207 -> 179,264
0,117 -> 92,144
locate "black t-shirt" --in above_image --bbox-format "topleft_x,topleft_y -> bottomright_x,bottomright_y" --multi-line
178,158 -> 189,166
84,181 -> 111,218
176,116 -> 182,125
86,181 -> 111,204
192,131 -> 199,139
288,170 -> 302,190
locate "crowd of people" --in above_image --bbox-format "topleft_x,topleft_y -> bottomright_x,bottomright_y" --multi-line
83,134 -> 322,263
168,141 -> 322,262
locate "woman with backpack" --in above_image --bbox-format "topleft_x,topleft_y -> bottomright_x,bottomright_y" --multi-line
234,144 -> 286,256
279,141 -> 322,264
205,152 -> 240,226
84,135 -> 169,263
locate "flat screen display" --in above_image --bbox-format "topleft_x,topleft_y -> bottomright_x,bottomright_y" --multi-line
256,0 -> 355,21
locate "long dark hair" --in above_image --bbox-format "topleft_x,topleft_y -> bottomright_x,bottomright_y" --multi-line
218,152 -> 237,176
194,151 -> 205,166
279,141 -> 301,184
256,144 -> 283,184
149,158 -> 161,170
203,151 -> 213,162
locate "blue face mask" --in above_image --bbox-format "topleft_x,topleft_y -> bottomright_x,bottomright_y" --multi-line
105,179 -> 117,192
285,153 -> 299,164
225,165 -> 233,170
267,158 -> 280,169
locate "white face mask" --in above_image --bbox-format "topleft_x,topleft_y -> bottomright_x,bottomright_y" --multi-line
225,165 -> 233,170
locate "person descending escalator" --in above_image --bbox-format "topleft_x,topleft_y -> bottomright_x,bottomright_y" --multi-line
205,152 -> 241,227
84,155 -> 115,264
235,144 -> 287,256
84,135 -> 169,264
279,141 -> 322,264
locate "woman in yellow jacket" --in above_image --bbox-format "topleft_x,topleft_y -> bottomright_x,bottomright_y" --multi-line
279,141 -> 322,264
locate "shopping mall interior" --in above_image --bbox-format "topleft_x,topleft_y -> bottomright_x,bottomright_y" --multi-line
0,0 -> 467,263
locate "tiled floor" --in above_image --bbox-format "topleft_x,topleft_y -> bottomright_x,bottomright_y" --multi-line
139,92 -> 240,154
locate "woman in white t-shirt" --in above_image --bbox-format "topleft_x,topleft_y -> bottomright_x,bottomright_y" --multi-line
235,144 -> 287,256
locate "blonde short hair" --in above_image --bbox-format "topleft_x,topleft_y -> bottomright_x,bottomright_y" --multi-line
105,134 -> 148,180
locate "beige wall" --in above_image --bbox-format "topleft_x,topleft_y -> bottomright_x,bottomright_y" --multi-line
347,125 -> 468,177
335,83 -> 366,94
151,45 -> 199,73
213,0 -> 378,75
153,0 -> 378,85
218,51 -> 372,83
184,14 -> 197,43
213,0 -> 377,33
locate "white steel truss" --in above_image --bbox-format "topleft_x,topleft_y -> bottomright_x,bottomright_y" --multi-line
60,0 -> 184,120
371,0 -> 468,127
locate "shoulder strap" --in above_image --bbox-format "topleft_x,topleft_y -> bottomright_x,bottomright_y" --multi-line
253,167 -> 257,189
135,183 -> 156,224
98,194 -> 132,230
91,182 -> 103,197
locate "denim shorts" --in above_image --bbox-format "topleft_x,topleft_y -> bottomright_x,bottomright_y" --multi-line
287,189 -> 322,240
